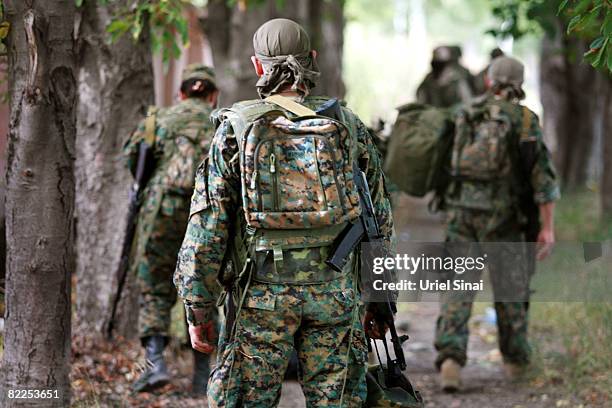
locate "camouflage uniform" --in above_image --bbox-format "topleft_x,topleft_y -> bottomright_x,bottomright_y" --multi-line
417,46 -> 475,109
124,96 -> 216,340
434,93 -> 560,368
174,95 -> 394,407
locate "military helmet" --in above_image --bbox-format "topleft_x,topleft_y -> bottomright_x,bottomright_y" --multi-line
488,56 -> 524,87
181,64 -> 216,85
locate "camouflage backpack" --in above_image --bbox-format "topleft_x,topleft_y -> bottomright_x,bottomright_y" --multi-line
154,102 -> 213,196
384,103 -> 453,198
446,100 -> 518,211
218,95 -> 362,274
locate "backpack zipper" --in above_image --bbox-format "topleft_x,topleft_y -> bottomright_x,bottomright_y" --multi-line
270,153 -> 279,211
253,134 -> 346,213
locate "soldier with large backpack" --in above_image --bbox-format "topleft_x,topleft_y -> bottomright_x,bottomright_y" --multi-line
122,64 -> 219,394
416,45 -> 476,109
173,19 -> 395,407
435,56 -> 560,391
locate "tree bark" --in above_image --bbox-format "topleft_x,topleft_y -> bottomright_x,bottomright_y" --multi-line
1,1 -> 76,406
74,0 -> 154,339
601,76 -> 612,220
540,22 -> 602,189
201,0 -> 345,106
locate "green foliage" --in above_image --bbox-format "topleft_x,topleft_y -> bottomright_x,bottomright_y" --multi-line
560,0 -> 612,70
488,0 -> 611,71
96,0 -> 276,63
103,0 -> 192,63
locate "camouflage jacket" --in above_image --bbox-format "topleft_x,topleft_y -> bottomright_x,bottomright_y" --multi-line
123,98 -> 216,244
174,95 -> 394,326
446,95 -> 560,210
417,64 -> 475,108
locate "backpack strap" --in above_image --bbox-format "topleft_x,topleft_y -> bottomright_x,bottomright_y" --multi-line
519,106 -> 538,174
143,106 -> 158,146
265,94 -> 317,117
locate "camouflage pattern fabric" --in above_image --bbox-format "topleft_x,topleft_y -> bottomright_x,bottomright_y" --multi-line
208,276 -> 367,407
435,210 -> 530,368
445,95 -> 560,216
416,63 -> 475,108
123,98 -> 216,339
174,95 -> 394,407
224,103 -> 361,230
435,95 -> 560,369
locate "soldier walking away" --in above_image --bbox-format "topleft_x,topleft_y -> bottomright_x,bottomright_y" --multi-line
174,18 -> 395,407
416,45 -> 476,108
434,56 -> 560,392
123,64 -> 219,394
473,47 -> 505,96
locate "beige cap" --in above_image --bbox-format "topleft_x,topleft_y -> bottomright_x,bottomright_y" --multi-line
488,56 -> 524,87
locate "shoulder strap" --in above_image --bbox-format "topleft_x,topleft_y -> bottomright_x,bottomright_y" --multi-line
143,106 -> 158,146
219,101 -> 279,144
520,106 -> 536,142
265,94 -> 316,117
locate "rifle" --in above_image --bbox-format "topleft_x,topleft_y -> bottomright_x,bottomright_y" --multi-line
327,164 -> 408,370
106,109 -> 157,338
317,100 -> 407,371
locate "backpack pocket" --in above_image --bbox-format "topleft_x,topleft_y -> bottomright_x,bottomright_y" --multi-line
452,116 -> 511,181
242,116 -> 360,229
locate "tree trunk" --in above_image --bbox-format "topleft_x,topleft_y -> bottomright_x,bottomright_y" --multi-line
601,77 -> 612,220
201,0 -> 345,106
540,22 -> 602,189
1,1 -> 76,406
311,0 -> 346,98
74,0 -> 154,339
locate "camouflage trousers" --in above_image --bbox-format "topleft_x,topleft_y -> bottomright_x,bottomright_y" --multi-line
135,195 -> 189,340
208,275 -> 368,408
434,208 -> 531,368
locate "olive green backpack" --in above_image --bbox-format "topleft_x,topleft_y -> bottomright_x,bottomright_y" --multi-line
384,103 -> 453,198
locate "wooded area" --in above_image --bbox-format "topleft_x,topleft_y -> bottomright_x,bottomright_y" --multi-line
0,0 -> 610,406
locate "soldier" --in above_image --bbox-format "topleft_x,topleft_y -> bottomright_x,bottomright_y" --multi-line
473,47 -> 505,96
123,64 -> 219,394
435,56 -> 560,391
174,18 -> 394,407
416,45 -> 475,108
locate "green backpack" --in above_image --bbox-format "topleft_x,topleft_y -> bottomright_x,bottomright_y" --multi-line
384,103 -> 453,198
446,101 -> 516,211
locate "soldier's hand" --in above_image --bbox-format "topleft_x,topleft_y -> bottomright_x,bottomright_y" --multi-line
363,310 -> 389,339
536,227 -> 555,260
188,322 -> 217,354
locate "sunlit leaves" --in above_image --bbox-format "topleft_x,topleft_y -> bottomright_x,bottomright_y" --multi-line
560,0 -> 611,71
105,0 -> 196,63
489,0 -> 611,71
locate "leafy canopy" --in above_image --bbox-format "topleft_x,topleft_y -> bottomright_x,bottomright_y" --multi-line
488,0 -> 611,71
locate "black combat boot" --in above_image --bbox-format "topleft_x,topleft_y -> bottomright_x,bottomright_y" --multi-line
192,350 -> 211,395
133,335 -> 171,392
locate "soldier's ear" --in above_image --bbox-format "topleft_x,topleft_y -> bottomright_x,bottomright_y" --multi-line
251,56 -> 264,77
